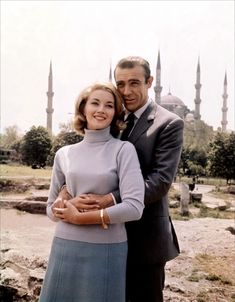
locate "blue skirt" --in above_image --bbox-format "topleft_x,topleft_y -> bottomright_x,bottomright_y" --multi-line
39,237 -> 127,302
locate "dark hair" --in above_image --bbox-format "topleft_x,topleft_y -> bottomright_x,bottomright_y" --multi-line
114,56 -> 151,83
73,82 -> 125,137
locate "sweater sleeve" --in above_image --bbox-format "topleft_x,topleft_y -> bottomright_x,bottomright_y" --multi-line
106,142 -> 145,223
46,149 -> 66,221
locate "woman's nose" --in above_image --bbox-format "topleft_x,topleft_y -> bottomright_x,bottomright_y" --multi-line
97,105 -> 105,112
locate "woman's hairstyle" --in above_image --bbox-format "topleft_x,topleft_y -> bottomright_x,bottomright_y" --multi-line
73,82 -> 125,137
114,56 -> 151,83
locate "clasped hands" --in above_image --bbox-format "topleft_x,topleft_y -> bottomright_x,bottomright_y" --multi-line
52,187 -> 113,224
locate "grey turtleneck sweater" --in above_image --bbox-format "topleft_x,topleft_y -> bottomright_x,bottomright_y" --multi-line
47,127 -> 144,244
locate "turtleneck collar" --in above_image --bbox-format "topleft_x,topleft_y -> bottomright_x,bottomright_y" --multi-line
83,127 -> 112,143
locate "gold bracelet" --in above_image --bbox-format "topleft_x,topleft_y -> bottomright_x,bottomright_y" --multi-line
100,209 -> 108,229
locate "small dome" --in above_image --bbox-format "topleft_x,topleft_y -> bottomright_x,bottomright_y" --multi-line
161,92 -> 185,107
185,112 -> 194,122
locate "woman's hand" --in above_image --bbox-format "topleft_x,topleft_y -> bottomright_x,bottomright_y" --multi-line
52,197 -> 65,216
54,201 -> 80,224
54,201 -> 110,226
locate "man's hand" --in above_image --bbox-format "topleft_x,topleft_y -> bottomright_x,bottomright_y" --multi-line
56,186 -> 114,212
69,194 -> 114,212
69,195 -> 100,212
82,193 -> 114,209
59,186 -> 72,201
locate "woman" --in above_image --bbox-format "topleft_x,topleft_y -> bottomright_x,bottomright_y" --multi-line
39,82 -> 144,302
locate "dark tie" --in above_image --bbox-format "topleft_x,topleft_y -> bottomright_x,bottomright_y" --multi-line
121,113 -> 136,140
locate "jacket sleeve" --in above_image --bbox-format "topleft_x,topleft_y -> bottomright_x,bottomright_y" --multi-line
113,117 -> 184,206
144,117 -> 184,205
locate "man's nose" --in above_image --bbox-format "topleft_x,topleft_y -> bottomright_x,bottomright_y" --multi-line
123,85 -> 131,95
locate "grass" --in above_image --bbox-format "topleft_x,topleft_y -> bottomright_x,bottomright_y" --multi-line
1,164 -> 229,186
187,272 -> 201,282
198,205 -> 235,219
170,204 -> 234,220
169,180 -> 235,220
176,176 -> 227,186
195,253 -> 234,285
188,253 -> 235,302
1,164 -> 234,221
209,189 -> 235,203
0,164 -> 52,179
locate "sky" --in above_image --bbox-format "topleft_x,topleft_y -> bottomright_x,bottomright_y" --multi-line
1,0 -> 234,135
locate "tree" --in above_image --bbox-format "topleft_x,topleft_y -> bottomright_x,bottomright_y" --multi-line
178,120 -> 214,177
178,146 -> 207,177
21,126 -> 52,168
178,147 -> 190,175
47,130 -> 83,166
58,121 -> 73,133
0,125 -> 22,148
208,131 -> 235,184
183,120 -> 214,151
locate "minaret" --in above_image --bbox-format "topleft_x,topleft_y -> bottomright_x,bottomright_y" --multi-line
194,57 -> 201,120
221,72 -> 228,132
154,50 -> 162,104
108,61 -> 112,82
46,61 -> 54,134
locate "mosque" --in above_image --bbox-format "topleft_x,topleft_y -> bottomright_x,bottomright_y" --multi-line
153,51 -> 228,131
46,53 -> 229,134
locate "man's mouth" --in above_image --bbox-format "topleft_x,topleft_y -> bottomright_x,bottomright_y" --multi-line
125,98 -> 135,103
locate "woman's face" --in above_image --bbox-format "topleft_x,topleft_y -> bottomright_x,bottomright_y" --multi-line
84,89 -> 115,130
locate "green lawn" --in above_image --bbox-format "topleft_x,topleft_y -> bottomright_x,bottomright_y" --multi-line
0,164 -> 52,178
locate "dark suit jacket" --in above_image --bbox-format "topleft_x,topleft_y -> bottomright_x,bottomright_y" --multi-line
114,101 -> 184,264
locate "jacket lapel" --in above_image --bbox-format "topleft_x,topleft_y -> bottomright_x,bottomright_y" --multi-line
128,102 -> 157,144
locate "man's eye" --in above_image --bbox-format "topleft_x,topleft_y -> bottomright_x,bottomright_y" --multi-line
117,83 -> 124,88
130,81 -> 140,86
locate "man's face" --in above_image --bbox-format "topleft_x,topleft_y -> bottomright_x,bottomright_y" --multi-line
115,65 -> 153,112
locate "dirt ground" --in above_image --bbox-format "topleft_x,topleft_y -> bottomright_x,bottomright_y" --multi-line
164,217 -> 235,301
1,207 -> 235,302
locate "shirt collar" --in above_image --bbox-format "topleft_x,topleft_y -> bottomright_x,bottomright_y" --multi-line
125,98 -> 152,120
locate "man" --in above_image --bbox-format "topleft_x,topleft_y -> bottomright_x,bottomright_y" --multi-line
59,56 -> 184,301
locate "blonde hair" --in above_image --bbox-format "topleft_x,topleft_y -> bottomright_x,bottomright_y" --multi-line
73,82 -> 125,137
